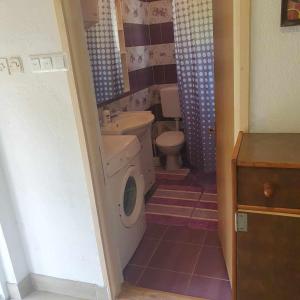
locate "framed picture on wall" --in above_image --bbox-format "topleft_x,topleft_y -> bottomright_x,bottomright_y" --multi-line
281,0 -> 300,26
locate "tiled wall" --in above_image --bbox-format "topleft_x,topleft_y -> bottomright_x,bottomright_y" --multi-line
100,0 -> 177,113
124,0 -> 177,86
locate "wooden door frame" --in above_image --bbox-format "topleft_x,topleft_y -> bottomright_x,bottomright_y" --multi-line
233,0 -> 251,140
214,0 -> 250,300
53,1 -> 123,299
53,0 -> 251,299
232,1 -> 250,299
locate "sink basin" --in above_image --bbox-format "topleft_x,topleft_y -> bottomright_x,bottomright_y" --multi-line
101,111 -> 155,137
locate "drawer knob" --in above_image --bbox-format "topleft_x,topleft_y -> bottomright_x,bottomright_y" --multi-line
263,183 -> 274,198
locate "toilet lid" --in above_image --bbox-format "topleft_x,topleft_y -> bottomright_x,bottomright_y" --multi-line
156,131 -> 185,147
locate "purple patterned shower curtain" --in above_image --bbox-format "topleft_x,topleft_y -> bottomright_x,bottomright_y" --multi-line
86,0 -> 124,104
173,0 -> 216,172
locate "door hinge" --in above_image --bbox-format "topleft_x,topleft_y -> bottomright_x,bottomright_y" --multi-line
235,212 -> 248,232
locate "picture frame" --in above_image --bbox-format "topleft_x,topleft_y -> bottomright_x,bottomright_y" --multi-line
281,0 -> 300,27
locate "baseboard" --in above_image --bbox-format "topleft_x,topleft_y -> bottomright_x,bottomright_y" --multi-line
7,275 -> 34,300
30,274 -> 108,300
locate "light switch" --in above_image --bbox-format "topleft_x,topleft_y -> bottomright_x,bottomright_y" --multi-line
31,58 -> 41,72
0,58 -> 9,75
8,57 -> 23,74
52,55 -> 66,70
40,57 -> 52,71
29,53 -> 67,73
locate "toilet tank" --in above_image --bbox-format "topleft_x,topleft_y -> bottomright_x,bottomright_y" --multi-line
160,85 -> 182,118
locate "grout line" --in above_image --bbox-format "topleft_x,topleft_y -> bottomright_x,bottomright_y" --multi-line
188,190 -> 202,225
192,207 -> 218,212
185,231 -> 207,294
127,238 -> 221,250
191,273 -> 230,282
156,189 -> 203,194
189,217 -> 218,222
129,264 -> 230,282
146,211 -> 193,217
135,225 -> 169,285
147,203 -> 198,209
198,199 -> 218,204
202,192 -> 217,196
152,195 -> 201,201
155,171 -> 190,176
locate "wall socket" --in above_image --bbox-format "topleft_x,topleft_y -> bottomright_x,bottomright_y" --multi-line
0,57 -> 23,75
0,58 -> 10,75
8,57 -> 23,74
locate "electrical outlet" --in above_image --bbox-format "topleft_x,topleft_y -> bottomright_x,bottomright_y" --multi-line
8,57 -> 23,74
0,58 -> 9,75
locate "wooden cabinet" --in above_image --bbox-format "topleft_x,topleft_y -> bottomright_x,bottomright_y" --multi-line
233,133 -> 300,300
237,213 -> 300,300
80,0 -> 99,29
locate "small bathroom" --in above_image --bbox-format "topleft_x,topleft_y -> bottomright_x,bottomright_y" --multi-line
82,0 -> 230,298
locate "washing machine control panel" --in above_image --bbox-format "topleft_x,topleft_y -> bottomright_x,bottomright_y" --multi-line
105,139 -> 141,177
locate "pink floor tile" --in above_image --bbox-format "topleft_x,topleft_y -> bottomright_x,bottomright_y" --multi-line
201,193 -> 218,202
158,184 -> 203,193
187,275 -> 231,300
144,223 -> 168,239
188,219 -> 218,231
123,265 -> 144,285
163,225 -> 206,245
194,246 -> 229,280
154,189 -> 201,200
205,230 -> 221,247
203,184 -> 217,193
155,168 -> 190,176
129,238 -> 159,267
138,268 -> 190,295
156,173 -> 187,181
197,200 -> 218,210
150,196 -> 197,208
146,203 -> 194,217
148,240 -> 200,273
146,213 -> 191,227
123,170 -> 228,298
191,208 -> 218,220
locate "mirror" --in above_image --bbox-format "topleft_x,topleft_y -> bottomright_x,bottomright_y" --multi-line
83,0 -> 129,105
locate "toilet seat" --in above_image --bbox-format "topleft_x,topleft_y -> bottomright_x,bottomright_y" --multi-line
156,131 -> 185,147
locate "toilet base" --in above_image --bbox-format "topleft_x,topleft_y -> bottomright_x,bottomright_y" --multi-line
166,154 -> 182,171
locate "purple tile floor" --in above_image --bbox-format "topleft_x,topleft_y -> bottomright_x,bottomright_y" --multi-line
146,169 -> 218,231
123,224 -> 232,300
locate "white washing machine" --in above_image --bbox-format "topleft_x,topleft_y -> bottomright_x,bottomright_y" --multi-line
102,135 -> 146,270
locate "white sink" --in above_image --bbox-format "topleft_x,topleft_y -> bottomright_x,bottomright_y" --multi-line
101,111 -> 155,137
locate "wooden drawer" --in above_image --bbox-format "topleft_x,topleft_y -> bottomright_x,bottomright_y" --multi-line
237,167 -> 300,209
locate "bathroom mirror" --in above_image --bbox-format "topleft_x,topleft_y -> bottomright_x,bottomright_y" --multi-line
83,0 -> 130,105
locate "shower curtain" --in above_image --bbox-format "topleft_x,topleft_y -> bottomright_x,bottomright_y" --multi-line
86,0 -> 124,104
173,0 -> 216,172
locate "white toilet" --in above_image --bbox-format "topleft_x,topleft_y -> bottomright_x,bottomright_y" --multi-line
156,85 -> 185,170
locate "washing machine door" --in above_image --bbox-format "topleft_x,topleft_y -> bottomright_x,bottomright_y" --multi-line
119,166 -> 145,228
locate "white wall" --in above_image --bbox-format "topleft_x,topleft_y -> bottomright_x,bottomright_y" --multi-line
250,0 -> 300,132
0,0 -> 103,286
0,163 -> 29,284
